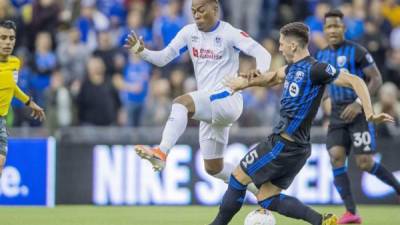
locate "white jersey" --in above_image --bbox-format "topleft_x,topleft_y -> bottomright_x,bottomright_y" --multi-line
140,21 -> 270,92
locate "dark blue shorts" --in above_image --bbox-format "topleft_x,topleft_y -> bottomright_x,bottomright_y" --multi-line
327,105 -> 376,154
240,134 -> 311,189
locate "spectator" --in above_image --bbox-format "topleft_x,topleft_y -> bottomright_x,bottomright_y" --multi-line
76,57 -> 121,126
29,32 -> 58,108
142,78 -> 172,126
57,26 -> 91,86
229,0 -> 263,38
339,2 -> 365,41
361,20 -> 388,72
381,0 -> 400,27
44,70 -> 72,134
169,67 -> 185,99
75,0 -> 110,50
385,49 -> 400,88
152,0 -> 186,49
114,52 -> 151,127
373,82 -> 400,137
93,30 -> 120,78
118,9 -> 152,47
369,0 -> 392,37
29,0 -> 61,50
305,2 -> 330,50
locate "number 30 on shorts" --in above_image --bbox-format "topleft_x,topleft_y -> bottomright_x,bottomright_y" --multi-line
353,131 -> 371,150
242,150 -> 259,168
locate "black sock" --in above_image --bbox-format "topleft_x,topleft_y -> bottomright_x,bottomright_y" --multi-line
369,162 -> 400,195
210,175 -> 247,225
333,166 -> 357,214
259,194 -> 322,225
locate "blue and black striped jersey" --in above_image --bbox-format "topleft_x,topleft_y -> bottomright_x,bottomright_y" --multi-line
315,40 -> 375,105
273,56 -> 339,144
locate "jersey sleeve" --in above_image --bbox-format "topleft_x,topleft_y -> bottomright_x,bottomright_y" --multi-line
229,27 -> 271,72
355,44 -> 375,69
139,25 -> 189,67
229,27 -> 259,54
14,86 -> 29,104
167,25 -> 189,55
311,62 -> 340,85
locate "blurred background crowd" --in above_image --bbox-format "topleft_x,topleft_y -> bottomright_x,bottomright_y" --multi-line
1,0 -> 400,137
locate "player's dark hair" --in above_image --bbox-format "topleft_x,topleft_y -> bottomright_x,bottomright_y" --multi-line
0,20 -> 17,32
280,22 -> 309,47
324,9 -> 344,21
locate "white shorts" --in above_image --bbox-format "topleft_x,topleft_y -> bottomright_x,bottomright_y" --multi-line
188,89 -> 243,159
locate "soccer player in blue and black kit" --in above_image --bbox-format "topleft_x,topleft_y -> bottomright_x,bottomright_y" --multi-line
316,10 -> 400,224
208,22 -> 394,225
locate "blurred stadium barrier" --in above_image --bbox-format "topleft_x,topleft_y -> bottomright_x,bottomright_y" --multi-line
1,127 -> 399,206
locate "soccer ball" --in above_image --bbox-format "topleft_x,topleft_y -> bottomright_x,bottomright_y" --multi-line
244,208 -> 276,225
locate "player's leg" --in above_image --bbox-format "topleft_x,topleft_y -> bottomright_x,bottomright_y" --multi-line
0,117 -> 8,177
0,155 -> 5,177
327,126 -> 359,220
352,123 -> 400,195
209,165 -> 252,225
134,93 -> 196,170
209,136 -> 282,225
200,123 -> 258,195
257,182 -> 337,225
205,91 -> 259,194
355,153 -> 400,195
256,138 -> 336,225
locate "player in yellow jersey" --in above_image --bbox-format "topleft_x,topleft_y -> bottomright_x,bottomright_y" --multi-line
0,20 -> 45,177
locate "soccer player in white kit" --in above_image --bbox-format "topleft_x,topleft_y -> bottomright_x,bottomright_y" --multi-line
124,0 -> 271,194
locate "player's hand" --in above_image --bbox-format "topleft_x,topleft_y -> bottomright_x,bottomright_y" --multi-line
28,101 -> 46,122
340,102 -> 362,122
123,31 -> 144,53
367,113 -> 395,124
223,76 -> 248,93
238,69 -> 261,82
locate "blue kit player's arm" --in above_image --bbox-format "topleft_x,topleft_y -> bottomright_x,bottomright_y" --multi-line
355,46 -> 382,96
226,66 -> 287,92
334,70 -> 392,124
311,61 -> 393,124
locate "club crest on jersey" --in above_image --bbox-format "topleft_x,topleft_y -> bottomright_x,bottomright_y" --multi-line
326,64 -> 337,76
294,71 -> 305,82
337,56 -> 347,67
289,82 -> 299,97
215,36 -> 222,47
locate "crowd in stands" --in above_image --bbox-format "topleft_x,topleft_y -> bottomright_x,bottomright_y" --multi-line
2,0 -> 399,137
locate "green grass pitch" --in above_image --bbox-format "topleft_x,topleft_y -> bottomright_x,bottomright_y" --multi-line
0,205 -> 399,225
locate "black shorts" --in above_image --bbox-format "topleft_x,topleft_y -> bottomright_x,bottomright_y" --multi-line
327,104 -> 376,154
240,134 -> 311,189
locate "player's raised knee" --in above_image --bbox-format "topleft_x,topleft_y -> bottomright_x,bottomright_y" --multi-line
173,95 -> 195,113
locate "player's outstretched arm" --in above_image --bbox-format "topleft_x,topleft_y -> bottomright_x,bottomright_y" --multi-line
124,28 -> 187,67
333,72 -> 394,124
14,86 -> 45,121
225,66 -> 286,92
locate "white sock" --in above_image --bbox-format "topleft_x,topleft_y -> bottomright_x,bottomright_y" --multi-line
213,162 -> 259,195
213,162 -> 236,183
159,103 -> 188,154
